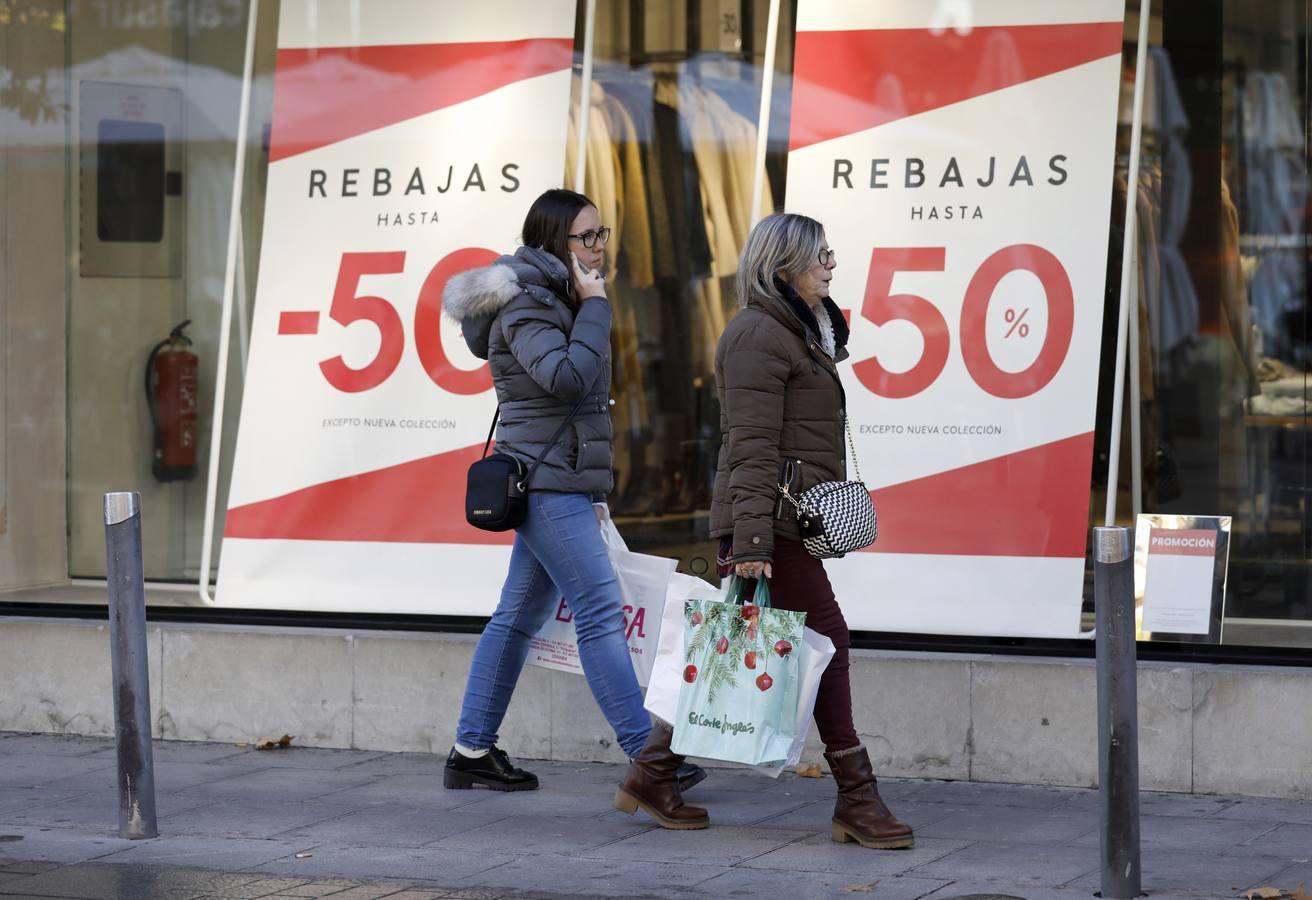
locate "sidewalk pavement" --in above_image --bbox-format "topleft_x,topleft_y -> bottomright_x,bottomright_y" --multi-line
1,732 -> 1309,900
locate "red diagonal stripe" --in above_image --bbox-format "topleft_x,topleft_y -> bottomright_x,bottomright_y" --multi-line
790,22 -> 1123,151
868,432 -> 1095,557
224,444 -> 514,546
269,37 -> 574,162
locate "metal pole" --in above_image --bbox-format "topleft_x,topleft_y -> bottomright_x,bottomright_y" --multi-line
200,0 -> 260,603
749,0 -> 782,226
1094,525 -> 1140,899
573,0 -> 597,192
1104,0 -> 1152,527
104,492 -> 158,840
1128,238 -> 1143,518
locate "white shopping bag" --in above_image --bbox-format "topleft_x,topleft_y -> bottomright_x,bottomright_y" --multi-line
527,520 -> 676,685
643,571 -> 726,723
753,626 -> 836,776
645,574 -> 835,778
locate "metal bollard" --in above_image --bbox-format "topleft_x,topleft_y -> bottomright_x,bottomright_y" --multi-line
1094,526 -> 1141,898
104,492 -> 159,840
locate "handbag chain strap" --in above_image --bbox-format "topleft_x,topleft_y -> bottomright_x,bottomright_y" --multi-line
843,411 -> 863,484
777,411 -> 863,514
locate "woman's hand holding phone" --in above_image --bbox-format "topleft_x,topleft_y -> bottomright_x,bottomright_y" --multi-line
570,252 -> 607,300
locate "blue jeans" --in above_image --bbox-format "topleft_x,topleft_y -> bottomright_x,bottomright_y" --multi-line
455,491 -> 652,759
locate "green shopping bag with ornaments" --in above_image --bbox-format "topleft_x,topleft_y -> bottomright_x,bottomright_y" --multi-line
670,577 -> 804,766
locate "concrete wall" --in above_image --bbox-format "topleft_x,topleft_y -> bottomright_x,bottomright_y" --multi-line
2,617 -> 1309,800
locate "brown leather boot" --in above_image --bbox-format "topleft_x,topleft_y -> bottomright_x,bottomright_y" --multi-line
825,746 -> 914,849
614,721 -> 709,830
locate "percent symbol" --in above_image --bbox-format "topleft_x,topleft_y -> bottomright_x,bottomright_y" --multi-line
1003,307 -> 1030,339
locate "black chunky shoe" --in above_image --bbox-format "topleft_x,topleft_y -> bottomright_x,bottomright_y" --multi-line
677,761 -> 708,792
443,746 -> 539,792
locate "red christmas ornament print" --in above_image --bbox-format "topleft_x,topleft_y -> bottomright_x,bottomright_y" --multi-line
691,611 -> 703,626
756,672 -> 774,691
715,636 -> 730,655
744,650 -> 757,670
774,639 -> 793,658
683,664 -> 698,683
742,604 -> 760,620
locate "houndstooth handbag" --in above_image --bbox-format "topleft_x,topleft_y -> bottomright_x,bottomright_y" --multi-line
778,416 -> 878,560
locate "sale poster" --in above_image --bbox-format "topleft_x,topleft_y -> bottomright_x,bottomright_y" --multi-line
1142,529 -> 1220,635
786,1 -> 1126,636
216,1 -> 577,612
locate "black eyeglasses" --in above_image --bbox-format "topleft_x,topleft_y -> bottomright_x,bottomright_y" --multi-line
818,248 -> 836,266
568,226 -> 611,249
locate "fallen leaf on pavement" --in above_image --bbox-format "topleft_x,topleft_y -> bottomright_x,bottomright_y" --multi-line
255,734 -> 295,750
795,763 -> 825,778
1244,887 -> 1307,899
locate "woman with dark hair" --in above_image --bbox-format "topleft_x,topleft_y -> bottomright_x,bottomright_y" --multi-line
707,212 -> 914,850
440,189 -> 704,809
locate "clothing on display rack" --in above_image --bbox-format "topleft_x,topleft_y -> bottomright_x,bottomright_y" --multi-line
1237,69 -> 1308,352
564,60 -> 775,519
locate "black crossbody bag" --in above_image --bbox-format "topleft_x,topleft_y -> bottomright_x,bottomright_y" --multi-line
465,387 -> 595,532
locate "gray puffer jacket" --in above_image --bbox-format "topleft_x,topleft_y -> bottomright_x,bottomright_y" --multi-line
443,246 -> 613,500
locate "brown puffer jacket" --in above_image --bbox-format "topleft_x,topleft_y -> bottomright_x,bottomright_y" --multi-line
710,278 -> 852,563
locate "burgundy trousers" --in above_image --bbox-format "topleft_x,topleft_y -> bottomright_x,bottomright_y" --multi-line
763,537 -> 860,754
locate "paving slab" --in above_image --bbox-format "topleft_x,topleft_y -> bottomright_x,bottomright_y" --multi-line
0,785 -> 91,817
0,754 -> 116,789
0,734 -> 113,757
93,835 -> 309,871
2,732 -> 1308,899
81,740 -> 251,766
9,788 -> 216,832
573,823 -> 811,866
739,832 -> 970,876
0,861 -> 226,899
38,761 -> 259,797
749,798 -> 964,834
906,779 -> 1090,810
449,853 -> 726,898
1262,860 -> 1312,892
1068,813 -> 1280,852
249,845 -> 515,883
1237,823 -> 1312,859
430,812 -> 651,854
445,782 -> 626,819
906,841 -> 1098,887
202,748 -> 391,771
918,882 -> 1207,900
157,799 -> 367,841
915,805 -> 1097,845
1214,798 -> 1312,827
699,868 -> 951,900
1067,847 -> 1294,894
1060,787 -> 1242,820
330,752 -> 450,778
0,826 -> 134,866
169,768 -> 385,804
276,804 -> 511,850
597,785 -> 810,828
313,775 -> 489,813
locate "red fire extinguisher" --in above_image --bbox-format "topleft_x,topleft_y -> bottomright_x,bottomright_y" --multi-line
145,320 -> 200,482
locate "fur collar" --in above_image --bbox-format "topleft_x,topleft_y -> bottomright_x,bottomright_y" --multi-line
772,276 -> 850,353
443,246 -> 570,323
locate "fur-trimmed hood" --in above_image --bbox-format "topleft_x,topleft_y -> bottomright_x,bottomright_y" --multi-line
443,246 -> 571,360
